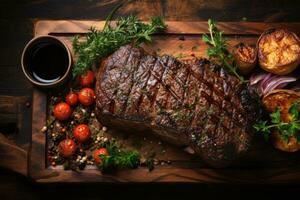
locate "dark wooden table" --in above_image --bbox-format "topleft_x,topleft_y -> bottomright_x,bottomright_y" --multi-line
1,0 -> 300,199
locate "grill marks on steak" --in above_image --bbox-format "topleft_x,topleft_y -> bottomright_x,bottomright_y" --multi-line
96,45 -> 258,167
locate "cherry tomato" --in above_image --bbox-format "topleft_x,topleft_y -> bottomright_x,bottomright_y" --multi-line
93,148 -> 109,164
79,70 -> 95,87
73,124 -> 91,143
66,92 -> 78,106
78,88 -> 96,106
58,139 -> 76,158
53,102 -> 72,121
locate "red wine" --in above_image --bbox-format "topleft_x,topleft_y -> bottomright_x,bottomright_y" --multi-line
29,43 -> 69,83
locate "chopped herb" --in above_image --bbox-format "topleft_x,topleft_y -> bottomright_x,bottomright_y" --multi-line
146,152 -> 156,171
178,44 -> 184,49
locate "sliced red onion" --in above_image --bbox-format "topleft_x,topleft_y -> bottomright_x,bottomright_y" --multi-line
249,72 -> 297,96
250,72 -> 269,85
262,78 -> 294,94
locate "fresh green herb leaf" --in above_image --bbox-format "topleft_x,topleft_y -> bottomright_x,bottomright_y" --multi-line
254,102 -> 300,142
201,34 -> 211,44
289,101 -> 300,120
270,107 -> 281,124
253,120 -> 271,140
96,140 -> 140,172
202,19 -> 245,83
72,16 -> 166,78
146,157 -> 154,172
145,152 -> 156,172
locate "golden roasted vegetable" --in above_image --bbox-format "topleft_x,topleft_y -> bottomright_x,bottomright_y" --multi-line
233,43 -> 257,74
258,28 -> 300,75
263,89 -> 300,152
271,133 -> 300,153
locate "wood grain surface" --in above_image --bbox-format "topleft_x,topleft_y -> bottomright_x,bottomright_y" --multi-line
27,20 -> 300,183
1,0 -> 300,198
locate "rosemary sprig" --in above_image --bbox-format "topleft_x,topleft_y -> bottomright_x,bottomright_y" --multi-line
202,19 -> 245,83
72,16 -> 166,78
254,102 -> 300,142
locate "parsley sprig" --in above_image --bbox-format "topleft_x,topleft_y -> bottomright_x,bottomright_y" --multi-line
72,16 -> 166,78
254,102 -> 300,142
202,19 -> 245,83
96,140 -> 140,172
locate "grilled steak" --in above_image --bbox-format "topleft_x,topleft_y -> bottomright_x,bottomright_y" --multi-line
95,45 -> 259,167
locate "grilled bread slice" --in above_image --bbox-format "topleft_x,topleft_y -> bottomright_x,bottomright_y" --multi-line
258,28 -> 300,75
233,43 -> 257,74
263,89 -> 300,152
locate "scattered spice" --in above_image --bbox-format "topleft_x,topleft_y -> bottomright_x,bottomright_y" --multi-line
46,87 -> 143,172
25,101 -> 31,107
242,17 -> 248,21
41,126 -> 47,133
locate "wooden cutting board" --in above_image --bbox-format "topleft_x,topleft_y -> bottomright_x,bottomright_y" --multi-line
29,20 -> 300,183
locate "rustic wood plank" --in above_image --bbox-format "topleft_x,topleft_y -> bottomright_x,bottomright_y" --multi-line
29,88 -> 49,180
0,66 -> 32,94
2,0 -> 300,22
29,166 -> 300,184
35,20 -> 300,36
0,95 -> 31,143
29,20 -> 300,183
0,95 -> 31,176
0,19 -> 33,66
2,0 -> 300,198
0,134 -> 27,176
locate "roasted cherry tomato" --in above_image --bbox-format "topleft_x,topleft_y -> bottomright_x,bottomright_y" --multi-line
66,92 -> 78,106
53,102 -> 72,121
93,148 -> 109,164
58,139 -> 76,158
73,124 -> 91,143
79,70 -> 95,87
78,88 -> 96,106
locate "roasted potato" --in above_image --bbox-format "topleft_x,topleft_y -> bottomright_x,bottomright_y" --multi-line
257,28 -> 300,75
263,89 -> 300,152
233,43 -> 257,74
